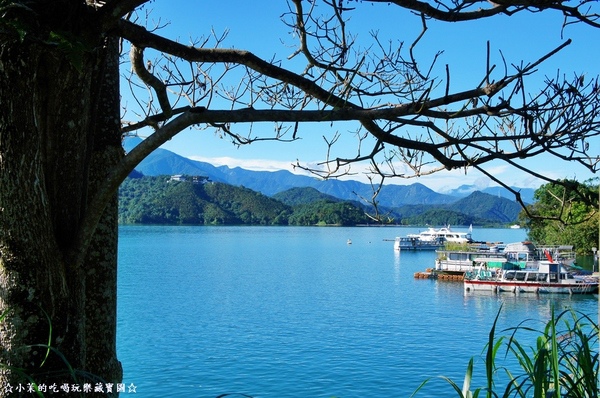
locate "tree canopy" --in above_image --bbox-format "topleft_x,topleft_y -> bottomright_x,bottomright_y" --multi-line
520,179 -> 599,254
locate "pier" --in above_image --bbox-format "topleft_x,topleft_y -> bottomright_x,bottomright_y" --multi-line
414,269 -> 464,281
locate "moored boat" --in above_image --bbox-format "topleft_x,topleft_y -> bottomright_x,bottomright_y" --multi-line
464,261 -> 599,294
435,241 -> 576,273
435,250 -> 508,273
394,226 -> 472,251
394,236 -> 445,251
503,241 -> 576,268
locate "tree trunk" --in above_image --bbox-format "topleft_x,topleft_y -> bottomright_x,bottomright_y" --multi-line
83,36 -> 124,388
0,13 -> 122,397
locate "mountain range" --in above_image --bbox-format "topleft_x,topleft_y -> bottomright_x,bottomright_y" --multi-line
123,137 -> 535,209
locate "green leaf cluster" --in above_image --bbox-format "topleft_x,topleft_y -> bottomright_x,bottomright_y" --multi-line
519,179 -> 599,254
0,1 -> 36,42
0,2 -> 92,71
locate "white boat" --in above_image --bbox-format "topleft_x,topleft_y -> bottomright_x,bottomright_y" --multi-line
464,261 -> 599,294
410,227 -> 472,243
394,226 -> 472,251
394,236 -> 445,251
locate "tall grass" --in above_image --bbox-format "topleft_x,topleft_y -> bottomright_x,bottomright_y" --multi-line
411,307 -> 598,398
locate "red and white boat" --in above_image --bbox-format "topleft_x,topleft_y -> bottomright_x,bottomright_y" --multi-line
464,261 -> 599,295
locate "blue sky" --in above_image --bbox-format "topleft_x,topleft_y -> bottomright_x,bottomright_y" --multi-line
124,1 -> 600,192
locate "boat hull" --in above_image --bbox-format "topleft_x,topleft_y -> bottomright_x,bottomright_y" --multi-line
464,280 -> 598,295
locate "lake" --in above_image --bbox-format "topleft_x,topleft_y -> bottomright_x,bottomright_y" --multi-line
116,226 -> 598,397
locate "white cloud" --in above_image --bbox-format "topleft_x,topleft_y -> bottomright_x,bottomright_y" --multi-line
189,156 -> 307,174
187,155 -> 554,191
189,155 -> 489,189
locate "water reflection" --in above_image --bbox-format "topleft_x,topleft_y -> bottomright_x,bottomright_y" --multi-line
393,249 -> 401,284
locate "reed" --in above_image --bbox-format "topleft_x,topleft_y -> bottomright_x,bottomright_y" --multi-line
444,242 -> 472,252
411,307 -> 598,398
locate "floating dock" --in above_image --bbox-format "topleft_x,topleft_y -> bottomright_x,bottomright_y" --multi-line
414,269 -> 464,281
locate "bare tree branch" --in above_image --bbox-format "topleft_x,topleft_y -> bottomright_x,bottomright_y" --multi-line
106,0 -> 600,223
366,0 -> 600,27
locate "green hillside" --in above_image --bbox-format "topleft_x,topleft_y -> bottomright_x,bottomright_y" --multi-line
119,175 -> 291,225
401,209 -> 489,226
447,191 -> 521,223
273,187 -> 341,206
397,191 -> 521,225
287,200 -> 370,226
119,176 -> 371,226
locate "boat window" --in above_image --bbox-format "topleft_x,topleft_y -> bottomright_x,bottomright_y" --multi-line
449,253 -> 469,261
504,272 -> 515,280
561,273 -> 574,280
526,273 -> 537,281
536,273 -> 548,282
549,274 -> 558,282
515,272 -> 526,281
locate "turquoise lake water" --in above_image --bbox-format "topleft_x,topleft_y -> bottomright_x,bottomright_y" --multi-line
116,226 -> 598,397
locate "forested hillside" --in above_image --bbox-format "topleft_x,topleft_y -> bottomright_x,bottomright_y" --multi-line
119,176 -> 372,226
120,175 -> 290,225
273,187 -> 341,206
401,209 -> 490,227
447,191 -> 521,223
391,191 -> 521,226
